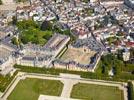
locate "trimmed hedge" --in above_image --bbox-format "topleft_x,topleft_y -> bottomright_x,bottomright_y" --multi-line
14,64 -> 134,82
128,82 -> 134,100
1,64 -> 134,93
0,71 -> 18,92
0,0 -> 2,5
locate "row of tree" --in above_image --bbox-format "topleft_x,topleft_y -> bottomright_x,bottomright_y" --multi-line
99,54 -> 123,76
128,82 -> 134,100
0,0 -> 2,5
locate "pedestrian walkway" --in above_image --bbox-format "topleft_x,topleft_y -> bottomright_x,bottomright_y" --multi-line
38,95 -> 80,100
61,79 -> 78,98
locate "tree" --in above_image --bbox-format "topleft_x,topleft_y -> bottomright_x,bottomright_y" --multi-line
100,54 -> 123,76
11,37 -> 20,46
82,0 -> 89,3
130,48 -> 134,59
19,26 -> 52,45
101,65 -> 107,75
117,49 -> 123,61
12,16 -> 17,25
40,21 -> 52,31
17,20 -> 53,45
0,0 -> 2,5
17,20 -> 39,30
16,0 -> 28,3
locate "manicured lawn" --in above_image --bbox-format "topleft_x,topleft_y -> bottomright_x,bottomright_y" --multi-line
71,83 -> 123,100
8,78 -> 63,100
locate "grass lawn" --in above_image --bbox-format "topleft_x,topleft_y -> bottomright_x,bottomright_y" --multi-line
8,78 -> 63,100
71,83 -> 123,100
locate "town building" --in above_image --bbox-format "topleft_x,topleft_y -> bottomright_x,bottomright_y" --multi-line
53,37 -> 104,72
17,34 -> 70,67
0,43 -> 16,75
124,0 -> 134,9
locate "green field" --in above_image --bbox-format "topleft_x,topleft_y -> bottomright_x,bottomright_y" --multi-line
8,78 -> 63,100
71,83 -> 123,100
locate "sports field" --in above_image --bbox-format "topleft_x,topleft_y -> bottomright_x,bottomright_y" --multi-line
71,83 -> 124,100
8,78 -> 63,100
60,48 -> 96,65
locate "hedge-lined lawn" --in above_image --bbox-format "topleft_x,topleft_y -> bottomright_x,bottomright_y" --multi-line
71,83 -> 123,100
8,78 -> 63,100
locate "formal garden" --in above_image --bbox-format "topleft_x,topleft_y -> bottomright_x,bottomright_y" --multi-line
1,52 -> 134,93
8,78 -> 63,100
71,83 -> 124,100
